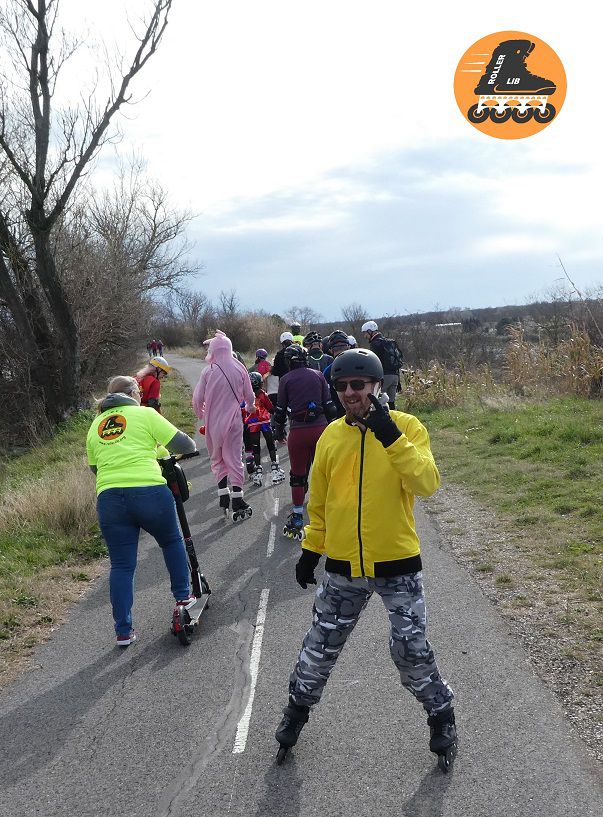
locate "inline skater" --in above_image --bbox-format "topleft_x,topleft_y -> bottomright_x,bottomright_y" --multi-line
135,356 -> 171,413
361,320 -> 403,409
321,330 -> 351,419
273,345 -> 336,539
303,331 -> 333,373
290,321 -> 304,345
193,331 -> 255,521
86,375 -> 197,646
272,332 -> 294,379
243,371 -> 285,485
251,348 -> 271,389
274,349 -> 456,770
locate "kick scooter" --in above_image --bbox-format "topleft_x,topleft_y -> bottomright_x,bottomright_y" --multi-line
160,451 -> 211,645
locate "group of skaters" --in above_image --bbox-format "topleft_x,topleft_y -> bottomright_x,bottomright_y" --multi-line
146,338 -> 164,357
86,318 -> 457,770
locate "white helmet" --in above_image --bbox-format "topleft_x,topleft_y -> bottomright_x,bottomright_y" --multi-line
361,320 -> 378,333
149,355 -> 170,373
347,335 -> 357,346
280,331 -> 294,343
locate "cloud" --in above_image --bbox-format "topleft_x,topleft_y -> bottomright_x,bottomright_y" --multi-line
184,140 -> 602,319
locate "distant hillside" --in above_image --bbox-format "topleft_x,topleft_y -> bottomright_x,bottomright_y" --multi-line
315,298 -> 602,339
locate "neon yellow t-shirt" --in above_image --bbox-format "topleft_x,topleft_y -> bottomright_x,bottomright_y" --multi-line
86,404 -> 179,495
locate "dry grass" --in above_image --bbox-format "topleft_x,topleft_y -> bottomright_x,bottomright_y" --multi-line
0,462 -> 97,539
505,324 -> 603,397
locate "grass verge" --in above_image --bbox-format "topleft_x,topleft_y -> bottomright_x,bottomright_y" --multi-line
413,392 -> 602,756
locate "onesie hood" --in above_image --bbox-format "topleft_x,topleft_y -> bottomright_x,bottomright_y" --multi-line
205,330 -> 234,364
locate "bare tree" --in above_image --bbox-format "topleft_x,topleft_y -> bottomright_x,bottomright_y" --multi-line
0,0 -> 173,425
86,158 -> 198,295
341,302 -> 368,337
285,305 -> 322,329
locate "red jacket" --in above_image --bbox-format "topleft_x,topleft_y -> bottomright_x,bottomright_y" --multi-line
136,373 -> 161,412
243,390 -> 273,432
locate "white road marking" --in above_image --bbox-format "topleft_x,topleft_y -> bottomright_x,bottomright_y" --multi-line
274,497 -> 279,516
232,588 -> 270,754
266,522 -> 276,557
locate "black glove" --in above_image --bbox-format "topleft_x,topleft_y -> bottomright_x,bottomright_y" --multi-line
295,549 -> 321,589
359,393 -> 401,448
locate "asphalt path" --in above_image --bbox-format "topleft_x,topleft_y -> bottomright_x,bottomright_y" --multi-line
0,353 -> 601,817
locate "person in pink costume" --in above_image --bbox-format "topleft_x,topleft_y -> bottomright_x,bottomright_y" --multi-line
193,331 -> 256,519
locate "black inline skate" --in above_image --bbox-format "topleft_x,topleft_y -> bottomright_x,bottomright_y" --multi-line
275,701 -> 310,764
468,39 -> 556,124
283,511 -> 304,540
231,490 -> 252,522
251,464 -> 263,487
428,708 -> 457,773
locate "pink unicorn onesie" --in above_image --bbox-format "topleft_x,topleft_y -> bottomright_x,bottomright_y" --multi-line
193,331 -> 256,520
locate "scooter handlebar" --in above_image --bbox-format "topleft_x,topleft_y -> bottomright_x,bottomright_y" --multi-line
160,450 -> 200,463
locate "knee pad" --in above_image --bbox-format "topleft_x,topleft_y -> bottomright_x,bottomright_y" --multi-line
289,472 -> 306,488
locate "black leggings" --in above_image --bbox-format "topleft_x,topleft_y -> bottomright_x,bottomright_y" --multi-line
243,427 -> 277,471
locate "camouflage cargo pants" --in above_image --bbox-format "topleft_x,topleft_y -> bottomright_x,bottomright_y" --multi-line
289,571 -> 454,714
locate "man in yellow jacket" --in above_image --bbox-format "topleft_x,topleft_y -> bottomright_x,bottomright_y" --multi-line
275,349 -> 457,770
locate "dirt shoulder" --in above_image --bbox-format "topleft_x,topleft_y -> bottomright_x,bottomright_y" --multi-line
424,483 -> 602,764
0,559 -> 107,690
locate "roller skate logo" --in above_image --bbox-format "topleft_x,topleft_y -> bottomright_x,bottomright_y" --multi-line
454,31 -> 566,138
98,414 -> 126,440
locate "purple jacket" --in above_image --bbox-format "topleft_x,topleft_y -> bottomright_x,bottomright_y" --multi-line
277,368 -> 330,429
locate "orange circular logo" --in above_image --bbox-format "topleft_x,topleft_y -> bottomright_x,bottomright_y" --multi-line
454,31 -> 566,139
98,414 -> 127,441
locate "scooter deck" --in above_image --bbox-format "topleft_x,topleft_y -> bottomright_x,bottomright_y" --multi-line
187,593 -> 211,624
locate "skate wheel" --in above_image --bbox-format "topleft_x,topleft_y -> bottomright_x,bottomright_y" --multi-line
511,107 -> 533,123
467,104 -> 489,124
437,743 -> 457,773
534,103 -> 555,123
489,107 -> 511,123
276,746 -> 288,765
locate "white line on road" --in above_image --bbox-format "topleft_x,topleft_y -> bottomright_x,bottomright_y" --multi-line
274,497 -> 279,516
267,522 -> 276,557
232,588 -> 270,754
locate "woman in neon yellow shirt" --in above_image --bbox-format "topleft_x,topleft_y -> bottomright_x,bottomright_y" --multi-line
87,375 -> 197,646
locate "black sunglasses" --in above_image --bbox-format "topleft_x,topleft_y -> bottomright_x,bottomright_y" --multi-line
333,379 -> 372,392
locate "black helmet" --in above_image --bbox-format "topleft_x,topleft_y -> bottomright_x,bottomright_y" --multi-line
328,329 -> 350,346
249,371 -> 263,391
303,331 -> 322,347
290,321 -> 301,332
284,344 -> 308,367
330,349 -> 383,382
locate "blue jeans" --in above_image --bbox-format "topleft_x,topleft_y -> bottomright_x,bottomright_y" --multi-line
97,485 -> 191,636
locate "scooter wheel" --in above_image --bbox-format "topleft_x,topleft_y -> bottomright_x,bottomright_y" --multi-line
176,608 -> 192,646
276,746 -> 288,765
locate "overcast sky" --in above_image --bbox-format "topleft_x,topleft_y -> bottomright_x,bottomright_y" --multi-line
59,0 -> 602,321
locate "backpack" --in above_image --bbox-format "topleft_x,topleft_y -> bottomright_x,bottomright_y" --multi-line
381,338 -> 403,372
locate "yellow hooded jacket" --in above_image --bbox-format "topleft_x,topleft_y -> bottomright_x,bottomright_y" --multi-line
303,411 -> 440,577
